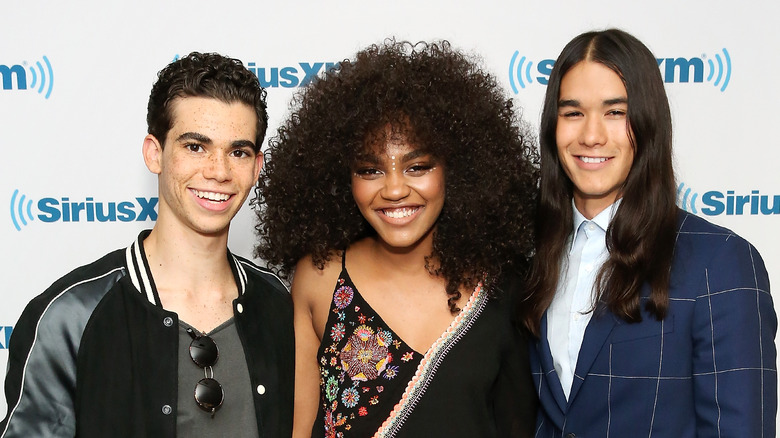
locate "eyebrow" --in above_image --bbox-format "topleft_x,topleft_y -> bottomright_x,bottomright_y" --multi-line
354,149 -> 432,164
176,131 -> 256,150
604,97 -> 628,106
400,149 -> 429,161
558,97 -> 628,107
177,132 -> 212,144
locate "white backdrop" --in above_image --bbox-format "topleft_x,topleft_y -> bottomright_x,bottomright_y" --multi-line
2,0 -> 778,424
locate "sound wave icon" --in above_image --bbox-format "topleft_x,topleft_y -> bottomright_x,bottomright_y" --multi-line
10,189 -> 35,231
508,51 -> 534,94
26,55 -> 54,99
706,48 -> 731,92
676,182 -> 699,214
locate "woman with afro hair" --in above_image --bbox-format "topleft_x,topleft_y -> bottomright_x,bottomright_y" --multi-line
255,39 -> 539,437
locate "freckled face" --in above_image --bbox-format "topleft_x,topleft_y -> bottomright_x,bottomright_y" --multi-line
351,136 -> 445,251
556,61 -> 634,219
144,96 -> 262,237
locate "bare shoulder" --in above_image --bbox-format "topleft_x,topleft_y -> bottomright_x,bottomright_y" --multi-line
291,252 -> 343,305
292,252 -> 343,338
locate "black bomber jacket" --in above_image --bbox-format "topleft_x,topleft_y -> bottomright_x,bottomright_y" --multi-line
1,231 -> 294,438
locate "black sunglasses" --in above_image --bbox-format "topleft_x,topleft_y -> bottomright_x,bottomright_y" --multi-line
187,328 -> 224,417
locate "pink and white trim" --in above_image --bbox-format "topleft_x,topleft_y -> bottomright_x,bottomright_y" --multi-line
372,283 -> 488,437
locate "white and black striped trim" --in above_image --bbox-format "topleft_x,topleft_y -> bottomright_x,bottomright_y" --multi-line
125,236 -> 157,306
124,233 -> 261,304
230,254 -> 247,297
233,256 -> 289,293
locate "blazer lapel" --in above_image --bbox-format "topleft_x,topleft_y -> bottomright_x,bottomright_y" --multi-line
567,309 -> 619,403
538,312 -> 570,413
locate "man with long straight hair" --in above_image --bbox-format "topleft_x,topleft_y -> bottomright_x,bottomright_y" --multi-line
523,28 -> 776,436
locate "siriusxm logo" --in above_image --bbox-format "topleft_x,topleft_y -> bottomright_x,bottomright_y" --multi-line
10,190 -> 158,231
171,54 -> 337,88
677,183 -> 780,216
0,55 -> 54,99
0,326 -> 12,349
246,62 -> 338,88
508,48 -> 731,93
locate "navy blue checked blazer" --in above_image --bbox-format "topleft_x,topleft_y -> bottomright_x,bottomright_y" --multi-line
531,210 -> 777,437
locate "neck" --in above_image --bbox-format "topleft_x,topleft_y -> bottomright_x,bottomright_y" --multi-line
143,220 -> 233,297
573,196 -> 619,220
368,234 -> 438,276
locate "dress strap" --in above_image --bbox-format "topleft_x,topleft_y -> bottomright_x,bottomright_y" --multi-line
341,249 -> 347,270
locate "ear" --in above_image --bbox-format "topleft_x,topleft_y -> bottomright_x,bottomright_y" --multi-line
142,134 -> 164,175
252,150 -> 264,183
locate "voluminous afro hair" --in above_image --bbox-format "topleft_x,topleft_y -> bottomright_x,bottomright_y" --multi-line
255,39 -> 539,310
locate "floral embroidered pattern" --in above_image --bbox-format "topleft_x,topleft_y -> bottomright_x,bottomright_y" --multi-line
325,377 -> 339,401
340,325 -> 390,381
341,387 -> 360,408
334,286 -> 354,309
317,272 -> 422,437
331,322 -> 346,342
323,402 -> 348,438
383,366 -> 399,380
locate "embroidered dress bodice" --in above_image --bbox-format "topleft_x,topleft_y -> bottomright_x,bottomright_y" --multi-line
313,257 -> 487,438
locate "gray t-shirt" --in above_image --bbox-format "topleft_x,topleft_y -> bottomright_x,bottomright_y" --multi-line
177,318 -> 260,438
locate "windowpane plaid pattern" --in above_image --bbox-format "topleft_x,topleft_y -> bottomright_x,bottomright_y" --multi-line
532,211 -> 777,438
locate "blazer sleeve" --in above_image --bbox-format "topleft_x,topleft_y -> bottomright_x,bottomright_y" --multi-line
691,235 -> 776,437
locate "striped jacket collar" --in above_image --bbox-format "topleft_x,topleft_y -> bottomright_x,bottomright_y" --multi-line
123,230 -> 248,307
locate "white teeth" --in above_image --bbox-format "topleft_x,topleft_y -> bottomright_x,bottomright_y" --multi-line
194,190 -> 230,201
383,207 -> 418,218
581,156 -> 608,164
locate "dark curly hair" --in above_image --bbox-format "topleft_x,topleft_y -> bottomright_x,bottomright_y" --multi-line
254,40 -> 539,311
147,51 -> 268,151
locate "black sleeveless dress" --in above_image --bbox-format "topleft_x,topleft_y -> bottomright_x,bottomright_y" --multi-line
312,256 -> 537,438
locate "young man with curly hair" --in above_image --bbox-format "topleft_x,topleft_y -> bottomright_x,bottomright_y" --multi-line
0,53 -> 293,438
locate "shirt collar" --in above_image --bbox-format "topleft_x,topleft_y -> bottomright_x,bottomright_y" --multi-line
569,199 -> 622,252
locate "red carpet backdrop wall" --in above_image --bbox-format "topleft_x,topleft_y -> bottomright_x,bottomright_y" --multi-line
1,0 -> 778,424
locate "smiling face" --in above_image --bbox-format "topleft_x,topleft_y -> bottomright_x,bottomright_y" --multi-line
143,96 -> 262,238
556,61 -> 635,219
350,132 -> 445,252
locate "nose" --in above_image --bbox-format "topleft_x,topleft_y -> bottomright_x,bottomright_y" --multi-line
380,170 -> 411,201
203,153 -> 231,181
580,116 -> 607,147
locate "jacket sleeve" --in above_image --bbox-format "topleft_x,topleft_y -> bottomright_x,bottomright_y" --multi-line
691,236 -> 776,437
1,294 -> 80,438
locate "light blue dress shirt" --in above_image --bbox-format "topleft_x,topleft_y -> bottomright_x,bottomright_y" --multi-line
546,200 -> 620,399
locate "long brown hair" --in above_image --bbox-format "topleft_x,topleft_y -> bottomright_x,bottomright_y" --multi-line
523,29 -> 678,336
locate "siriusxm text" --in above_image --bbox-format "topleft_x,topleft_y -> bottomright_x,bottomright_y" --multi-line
37,197 -> 158,222
247,62 -> 338,88
0,326 -> 12,349
518,56 -> 724,86
700,191 -> 780,216
0,64 -> 26,90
